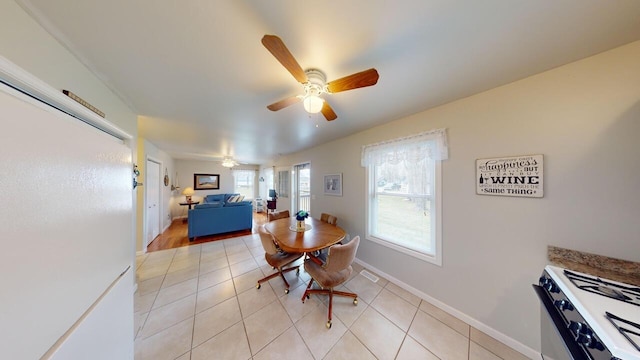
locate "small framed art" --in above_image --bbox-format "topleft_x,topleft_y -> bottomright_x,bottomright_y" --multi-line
323,173 -> 342,196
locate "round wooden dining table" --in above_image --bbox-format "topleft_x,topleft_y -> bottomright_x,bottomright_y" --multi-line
264,217 -> 346,253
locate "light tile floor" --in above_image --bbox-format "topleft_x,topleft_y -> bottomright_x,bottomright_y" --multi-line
134,235 -> 525,360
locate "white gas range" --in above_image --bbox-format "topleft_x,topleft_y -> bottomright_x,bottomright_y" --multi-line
534,265 -> 640,360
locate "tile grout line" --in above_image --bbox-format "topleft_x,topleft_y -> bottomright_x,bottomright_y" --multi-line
138,239 -> 503,360
187,244 -> 204,359
228,243 -> 258,358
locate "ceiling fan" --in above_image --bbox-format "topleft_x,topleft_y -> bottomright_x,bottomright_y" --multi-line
221,157 -> 238,168
262,34 -> 379,121
210,156 -> 244,168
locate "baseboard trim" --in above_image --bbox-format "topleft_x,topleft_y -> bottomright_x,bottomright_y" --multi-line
353,257 -> 540,360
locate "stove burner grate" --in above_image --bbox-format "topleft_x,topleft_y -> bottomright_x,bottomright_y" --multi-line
606,312 -> 640,352
564,270 -> 640,306
592,285 -> 631,301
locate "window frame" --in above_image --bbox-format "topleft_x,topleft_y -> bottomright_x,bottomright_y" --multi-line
232,169 -> 255,200
365,153 -> 443,266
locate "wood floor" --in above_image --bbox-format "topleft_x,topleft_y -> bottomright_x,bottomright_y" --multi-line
146,211 -> 269,252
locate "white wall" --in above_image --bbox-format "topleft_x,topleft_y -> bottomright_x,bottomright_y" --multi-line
275,41 -> 640,353
0,0 -> 137,137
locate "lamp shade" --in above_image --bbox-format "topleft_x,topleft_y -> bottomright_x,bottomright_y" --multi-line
182,186 -> 195,202
269,189 -> 277,198
303,95 -> 323,114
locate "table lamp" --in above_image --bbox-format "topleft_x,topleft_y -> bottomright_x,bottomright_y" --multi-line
182,187 -> 195,202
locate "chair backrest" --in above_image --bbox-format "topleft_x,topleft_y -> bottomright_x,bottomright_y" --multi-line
320,213 -> 338,225
268,210 -> 290,222
324,236 -> 360,273
258,225 -> 279,255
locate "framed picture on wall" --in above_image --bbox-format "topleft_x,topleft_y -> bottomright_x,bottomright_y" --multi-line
194,173 -> 220,190
323,173 -> 342,196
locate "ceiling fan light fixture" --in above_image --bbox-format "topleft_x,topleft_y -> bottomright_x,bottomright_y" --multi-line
303,94 -> 324,113
222,157 -> 237,168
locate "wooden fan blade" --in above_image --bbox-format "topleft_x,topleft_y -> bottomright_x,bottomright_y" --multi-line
267,96 -> 301,111
262,35 -> 308,84
326,68 -> 379,93
321,101 -> 337,121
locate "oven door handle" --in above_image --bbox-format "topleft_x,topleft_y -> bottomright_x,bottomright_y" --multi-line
532,284 -> 589,360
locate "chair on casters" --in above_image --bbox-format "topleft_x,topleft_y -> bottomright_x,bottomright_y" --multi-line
313,213 -> 338,262
320,213 -> 338,225
268,210 -> 290,222
302,236 -> 360,329
256,225 -> 303,294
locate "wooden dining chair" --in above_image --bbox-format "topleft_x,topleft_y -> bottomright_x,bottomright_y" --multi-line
268,210 -> 290,222
320,212 -> 338,225
302,236 -> 360,328
256,225 -> 303,294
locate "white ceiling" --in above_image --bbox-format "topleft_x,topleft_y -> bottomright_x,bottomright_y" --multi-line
18,0 -> 640,165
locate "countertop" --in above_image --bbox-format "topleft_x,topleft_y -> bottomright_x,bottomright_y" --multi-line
548,245 -> 640,287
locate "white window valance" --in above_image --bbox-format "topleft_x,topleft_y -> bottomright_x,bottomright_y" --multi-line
361,128 -> 449,167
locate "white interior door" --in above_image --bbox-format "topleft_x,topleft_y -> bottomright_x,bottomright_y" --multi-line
146,159 -> 161,248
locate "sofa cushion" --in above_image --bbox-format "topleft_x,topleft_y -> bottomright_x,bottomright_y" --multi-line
195,202 -> 222,209
205,194 -> 224,203
224,193 -> 240,203
228,195 -> 245,203
224,200 -> 251,207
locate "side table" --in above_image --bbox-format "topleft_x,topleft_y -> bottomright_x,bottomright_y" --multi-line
179,201 -> 200,222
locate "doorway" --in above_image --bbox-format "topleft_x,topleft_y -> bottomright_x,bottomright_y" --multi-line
145,159 -> 161,249
293,162 -> 310,214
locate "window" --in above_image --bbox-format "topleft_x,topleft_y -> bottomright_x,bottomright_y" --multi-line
362,129 -> 448,265
277,170 -> 289,198
264,167 -> 274,198
232,170 -> 255,200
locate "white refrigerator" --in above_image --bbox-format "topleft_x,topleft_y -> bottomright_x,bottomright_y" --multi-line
0,60 -> 134,359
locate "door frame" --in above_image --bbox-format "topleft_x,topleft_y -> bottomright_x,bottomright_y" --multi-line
144,157 -> 163,250
292,161 -> 311,214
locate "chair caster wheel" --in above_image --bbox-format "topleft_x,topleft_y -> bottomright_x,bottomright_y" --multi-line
296,267 -> 300,275
326,321 -> 332,329
285,288 -> 289,294
256,283 -> 261,289
353,298 -> 358,305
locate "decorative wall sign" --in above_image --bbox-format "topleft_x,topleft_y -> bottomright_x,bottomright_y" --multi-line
476,154 -> 543,198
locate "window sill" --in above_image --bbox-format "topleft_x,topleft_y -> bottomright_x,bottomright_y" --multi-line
366,235 -> 442,266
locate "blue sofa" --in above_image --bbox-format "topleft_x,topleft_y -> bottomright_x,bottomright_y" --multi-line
187,194 -> 253,241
